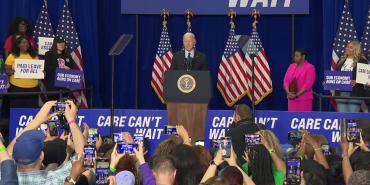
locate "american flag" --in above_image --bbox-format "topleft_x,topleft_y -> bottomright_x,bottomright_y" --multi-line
244,29 -> 273,105
33,0 -> 54,105
56,0 -> 88,108
331,1 -> 358,70
361,6 -> 370,59
151,28 -> 173,103
33,0 -> 54,41
217,27 -> 250,106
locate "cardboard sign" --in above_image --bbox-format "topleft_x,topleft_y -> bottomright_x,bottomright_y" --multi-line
356,63 -> 370,85
0,74 -> 8,92
38,37 -> 54,55
323,70 -> 352,91
14,59 -> 45,79
54,68 -> 83,88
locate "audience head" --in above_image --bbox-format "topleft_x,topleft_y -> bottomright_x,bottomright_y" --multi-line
116,170 -> 135,185
248,144 -> 275,185
301,159 -> 327,185
13,130 -> 45,171
170,144 -> 203,185
348,170 -> 370,185
221,166 -> 243,185
204,176 -> 230,185
51,36 -> 67,54
350,151 -> 370,171
154,135 -> 182,157
294,48 -> 308,63
152,155 -> 177,185
12,35 -> 36,58
43,138 -> 67,166
232,104 -> 252,123
183,32 -> 196,52
7,16 -> 32,36
192,145 -> 212,174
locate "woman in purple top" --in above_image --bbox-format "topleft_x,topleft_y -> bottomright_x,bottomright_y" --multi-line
284,49 -> 316,111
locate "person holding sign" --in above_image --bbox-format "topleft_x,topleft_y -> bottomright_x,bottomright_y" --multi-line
283,49 -> 316,111
3,17 -> 36,58
335,40 -> 368,112
44,37 -> 74,101
5,36 -> 39,108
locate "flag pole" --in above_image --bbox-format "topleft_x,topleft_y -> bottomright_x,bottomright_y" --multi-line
251,9 -> 260,119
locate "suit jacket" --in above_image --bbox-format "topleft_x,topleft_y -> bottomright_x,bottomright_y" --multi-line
335,57 -> 368,97
170,50 -> 208,71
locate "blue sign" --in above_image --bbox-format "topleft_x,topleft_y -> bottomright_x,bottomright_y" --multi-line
323,70 -> 352,91
121,0 -> 309,15
54,68 -> 83,88
0,74 -> 8,92
10,109 -> 369,156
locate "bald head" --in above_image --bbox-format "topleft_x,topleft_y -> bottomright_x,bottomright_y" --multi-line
183,32 -> 196,51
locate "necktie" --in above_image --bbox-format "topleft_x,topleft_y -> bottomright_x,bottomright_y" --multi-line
187,52 -> 191,60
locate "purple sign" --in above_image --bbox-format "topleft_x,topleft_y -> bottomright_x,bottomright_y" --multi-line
54,68 -> 83,88
0,74 -> 8,92
323,70 -> 352,91
121,0 -> 309,15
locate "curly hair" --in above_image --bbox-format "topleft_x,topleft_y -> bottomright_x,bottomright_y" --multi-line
11,35 -> 36,58
6,17 -> 32,37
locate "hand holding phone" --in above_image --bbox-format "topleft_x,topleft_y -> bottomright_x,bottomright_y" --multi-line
164,125 -> 177,135
286,157 -> 301,185
221,137 -> 232,158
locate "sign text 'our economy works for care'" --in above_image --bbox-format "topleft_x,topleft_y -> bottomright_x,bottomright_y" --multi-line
121,0 -> 309,15
10,109 -> 369,155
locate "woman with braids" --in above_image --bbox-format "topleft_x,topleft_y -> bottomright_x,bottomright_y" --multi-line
3,17 -> 36,57
5,35 -> 39,108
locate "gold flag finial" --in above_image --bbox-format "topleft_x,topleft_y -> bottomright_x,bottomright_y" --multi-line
228,10 -> 237,29
252,9 -> 260,30
161,9 -> 169,28
185,9 -> 194,32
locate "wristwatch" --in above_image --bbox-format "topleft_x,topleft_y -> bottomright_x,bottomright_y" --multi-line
64,176 -> 76,184
210,160 -> 218,166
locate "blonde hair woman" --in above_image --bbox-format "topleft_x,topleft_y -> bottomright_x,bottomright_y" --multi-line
258,130 -> 282,158
335,40 -> 368,112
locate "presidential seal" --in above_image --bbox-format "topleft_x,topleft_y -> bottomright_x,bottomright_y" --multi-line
177,74 -> 196,93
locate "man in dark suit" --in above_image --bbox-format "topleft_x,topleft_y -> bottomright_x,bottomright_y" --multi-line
170,32 -> 208,71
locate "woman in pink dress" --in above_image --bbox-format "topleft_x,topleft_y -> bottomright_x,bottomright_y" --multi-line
284,49 -> 316,111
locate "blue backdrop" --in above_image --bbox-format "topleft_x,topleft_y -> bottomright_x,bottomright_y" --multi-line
0,0 -> 369,111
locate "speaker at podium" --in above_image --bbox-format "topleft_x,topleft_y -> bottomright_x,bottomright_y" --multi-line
163,70 -> 212,141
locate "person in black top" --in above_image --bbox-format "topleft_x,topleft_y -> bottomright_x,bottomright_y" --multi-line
43,37 -> 74,101
170,32 -> 208,71
335,40 -> 368,112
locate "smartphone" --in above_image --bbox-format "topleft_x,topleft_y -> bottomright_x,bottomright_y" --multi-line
113,133 -> 124,143
288,131 -> 303,142
134,133 -> 144,143
117,143 -> 137,155
346,120 -> 361,142
47,120 -> 59,136
164,125 -> 177,135
83,145 -> 96,168
96,157 -> 110,185
195,140 -> 205,146
40,123 -> 48,135
221,137 -> 232,158
54,99 -> 67,113
286,157 -> 301,185
245,134 -> 261,149
321,144 -> 330,156
88,128 -> 98,145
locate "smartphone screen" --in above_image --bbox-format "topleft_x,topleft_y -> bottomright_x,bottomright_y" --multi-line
245,134 -> 261,149
117,143 -> 137,155
221,137 -> 232,158
286,158 -> 301,185
47,121 -> 59,136
113,133 -> 123,143
195,140 -> 205,146
83,145 -> 96,168
54,101 -> 66,113
164,125 -> 177,135
88,128 -> 98,145
321,144 -> 330,156
346,121 -> 361,142
40,123 -> 48,135
288,131 -> 303,142
96,158 -> 110,185
134,133 -> 144,143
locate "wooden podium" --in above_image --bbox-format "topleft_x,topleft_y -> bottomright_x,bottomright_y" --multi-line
163,71 -> 212,140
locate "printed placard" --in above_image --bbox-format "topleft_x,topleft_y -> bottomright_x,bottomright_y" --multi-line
38,37 -> 54,55
14,59 -> 45,79
323,70 -> 352,91
356,63 -> 370,85
54,68 -> 83,88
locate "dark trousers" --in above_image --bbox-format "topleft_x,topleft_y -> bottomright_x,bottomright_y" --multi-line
8,85 -> 39,108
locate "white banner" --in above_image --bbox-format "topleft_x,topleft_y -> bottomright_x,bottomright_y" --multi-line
356,63 -> 370,85
38,37 -> 54,55
14,59 -> 45,79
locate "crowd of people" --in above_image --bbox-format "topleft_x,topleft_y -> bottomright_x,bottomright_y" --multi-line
0,101 -> 368,185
